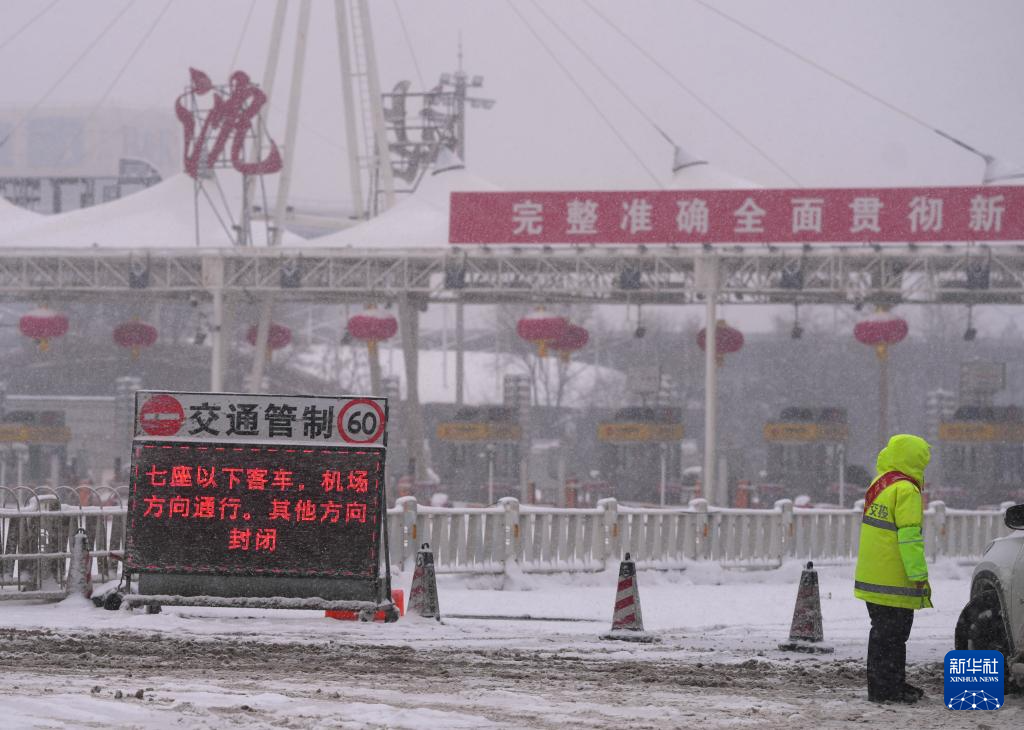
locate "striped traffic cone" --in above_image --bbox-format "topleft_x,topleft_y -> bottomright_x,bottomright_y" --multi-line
778,561 -> 834,653
600,553 -> 657,643
408,543 -> 441,621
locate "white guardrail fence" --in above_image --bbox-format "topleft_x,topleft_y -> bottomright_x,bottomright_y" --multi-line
1,487 -> 1016,600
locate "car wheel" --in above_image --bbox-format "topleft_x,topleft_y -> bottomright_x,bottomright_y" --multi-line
955,589 -> 1016,691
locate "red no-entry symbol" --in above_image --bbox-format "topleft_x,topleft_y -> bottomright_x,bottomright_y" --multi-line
139,394 -> 185,436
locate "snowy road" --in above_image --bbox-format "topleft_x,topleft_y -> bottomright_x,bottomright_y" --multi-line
1,561 -> 1020,728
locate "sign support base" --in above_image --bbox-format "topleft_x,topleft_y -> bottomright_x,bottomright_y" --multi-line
122,593 -> 399,621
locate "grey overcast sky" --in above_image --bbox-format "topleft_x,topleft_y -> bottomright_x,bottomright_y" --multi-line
1,0 -> 1022,205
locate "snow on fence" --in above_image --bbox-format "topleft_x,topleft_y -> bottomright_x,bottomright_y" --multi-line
386,496 -> 1018,573
0,485 -> 127,600
1,488 -> 1017,601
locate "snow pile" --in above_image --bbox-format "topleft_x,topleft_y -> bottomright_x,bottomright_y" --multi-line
0,560 -> 1012,729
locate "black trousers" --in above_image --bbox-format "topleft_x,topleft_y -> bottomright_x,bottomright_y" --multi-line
866,602 -> 915,699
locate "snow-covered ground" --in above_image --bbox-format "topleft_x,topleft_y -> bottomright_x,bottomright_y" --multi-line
0,560 -> 1019,728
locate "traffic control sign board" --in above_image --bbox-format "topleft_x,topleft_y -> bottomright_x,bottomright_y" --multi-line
133,391 -> 387,447
125,391 -> 394,614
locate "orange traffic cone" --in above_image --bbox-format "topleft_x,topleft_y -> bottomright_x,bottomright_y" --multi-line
778,561 -> 834,653
600,553 -> 657,643
408,543 -> 441,621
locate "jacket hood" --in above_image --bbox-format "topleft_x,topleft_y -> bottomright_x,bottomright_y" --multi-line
876,434 -> 931,485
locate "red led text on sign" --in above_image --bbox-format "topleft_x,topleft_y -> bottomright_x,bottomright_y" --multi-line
126,442 -> 384,578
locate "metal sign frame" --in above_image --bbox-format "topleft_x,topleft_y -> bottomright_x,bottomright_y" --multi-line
123,390 -> 396,619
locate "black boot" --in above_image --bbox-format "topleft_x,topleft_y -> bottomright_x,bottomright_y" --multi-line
901,683 -> 924,700
869,686 -> 920,705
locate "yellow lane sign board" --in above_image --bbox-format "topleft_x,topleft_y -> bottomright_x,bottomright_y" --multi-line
597,423 -> 684,443
763,423 -> 848,442
938,422 -> 1024,442
436,422 -> 522,442
0,425 -> 71,444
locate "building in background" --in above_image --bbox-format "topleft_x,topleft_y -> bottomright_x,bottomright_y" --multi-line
0,107 -> 177,213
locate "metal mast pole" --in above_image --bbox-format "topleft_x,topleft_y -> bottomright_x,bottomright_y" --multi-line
270,0 -> 311,247
355,0 -> 395,211
242,0 -> 287,246
333,0 -> 366,219
702,256 -> 719,506
878,346 -> 889,450
249,0 -> 311,393
455,298 -> 465,406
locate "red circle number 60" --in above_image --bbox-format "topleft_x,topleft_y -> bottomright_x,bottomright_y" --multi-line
338,399 -> 386,444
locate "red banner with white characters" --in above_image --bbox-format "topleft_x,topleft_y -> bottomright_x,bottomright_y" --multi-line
449,186 -> 1024,244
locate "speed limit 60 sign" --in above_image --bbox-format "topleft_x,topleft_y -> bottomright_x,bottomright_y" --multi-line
134,391 -> 388,448
339,399 -> 386,444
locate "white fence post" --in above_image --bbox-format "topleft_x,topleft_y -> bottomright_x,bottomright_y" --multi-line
926,500 -> 945,560
66,528 -> 91,600
395,496 -> 418,570
499,497 -> 520,573
689,498 -> 710,560
774,499 -> 793,563
598,498 -> 618,567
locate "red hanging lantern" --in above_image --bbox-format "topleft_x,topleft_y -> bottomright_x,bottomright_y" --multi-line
854,312 -> 908,361
697,320 -> 744,367
551,323 -> 589,362
347,310 -> 399,356
113,320 -> 158,359
19,307 -> 69,352
516,310 -> 568,357
246,323 -> 292,352
855,309 -> 908,450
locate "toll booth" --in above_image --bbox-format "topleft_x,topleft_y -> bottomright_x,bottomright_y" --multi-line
0,411 -> 71,486
938,406 -> 1024,506
433,406 -> 522,502
597,406 -> 684,503
763,407 -> 848,502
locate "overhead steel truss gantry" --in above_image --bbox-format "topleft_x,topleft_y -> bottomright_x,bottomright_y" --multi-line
0,243 -> 1017,306
2,243 -> 1015,496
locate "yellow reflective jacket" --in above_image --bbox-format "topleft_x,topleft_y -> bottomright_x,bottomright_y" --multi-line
854,434 -> 933,610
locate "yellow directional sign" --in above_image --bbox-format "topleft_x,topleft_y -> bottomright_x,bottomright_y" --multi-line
597,423 -> 684,443
939,422 -> 1024,442
0,424 -> 71,444
436,422 -> 521,442
763,422 -> 848,442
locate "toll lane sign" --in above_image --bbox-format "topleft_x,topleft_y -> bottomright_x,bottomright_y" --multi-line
135,391 -> 387,448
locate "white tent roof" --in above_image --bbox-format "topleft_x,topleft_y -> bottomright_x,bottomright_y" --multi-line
303,149 -> 499,249
668,146 -> 761,189
0,196 -> 42,236
0,172 -> 302,249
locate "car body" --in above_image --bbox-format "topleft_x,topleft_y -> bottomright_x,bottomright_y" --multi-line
956,504 -> 1024,690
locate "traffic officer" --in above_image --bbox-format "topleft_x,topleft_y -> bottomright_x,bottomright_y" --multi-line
854,434 -> 932,704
